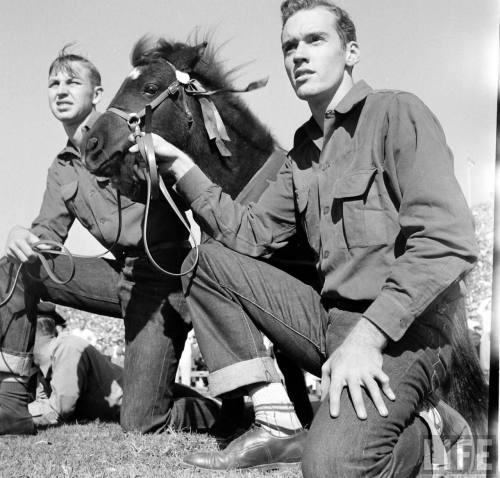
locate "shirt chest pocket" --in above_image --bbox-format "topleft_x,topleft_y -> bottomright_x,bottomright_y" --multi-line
60,180 -> 92,228
333,168 -> 388,248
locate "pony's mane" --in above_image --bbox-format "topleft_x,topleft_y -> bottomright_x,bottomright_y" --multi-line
130,35 -> 233,90
129,35 -> 276,156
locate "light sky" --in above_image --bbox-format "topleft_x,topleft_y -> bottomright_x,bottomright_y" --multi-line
0,0 -> 498,254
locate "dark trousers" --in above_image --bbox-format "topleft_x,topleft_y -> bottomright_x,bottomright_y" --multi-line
0,250 -> 218,433
181,242 -> 460,477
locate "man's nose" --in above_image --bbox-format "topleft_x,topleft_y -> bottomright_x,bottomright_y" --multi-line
293,42 -> 308,64
56,83 -> 69,96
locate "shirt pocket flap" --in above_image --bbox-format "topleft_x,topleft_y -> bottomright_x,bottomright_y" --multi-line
60,180 -> 78,201
334,168 -> 377,198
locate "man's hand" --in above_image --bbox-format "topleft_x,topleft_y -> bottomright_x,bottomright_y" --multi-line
5,226 -> 41,264
128,133 -> 195,182
321,317 -> 395,420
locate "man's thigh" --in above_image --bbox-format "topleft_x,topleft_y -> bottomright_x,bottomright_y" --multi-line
183,242 -> 328,376
32,255 -> 123,317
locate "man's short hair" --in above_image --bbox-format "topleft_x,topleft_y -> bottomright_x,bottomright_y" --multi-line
48,43 -> 101,87
280,0 -> 357,48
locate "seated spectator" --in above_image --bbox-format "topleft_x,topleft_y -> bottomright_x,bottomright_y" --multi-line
29,313 -> 123,427
29,307 -> 221,431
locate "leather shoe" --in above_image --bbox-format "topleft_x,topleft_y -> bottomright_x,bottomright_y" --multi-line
184,424 -> 307,471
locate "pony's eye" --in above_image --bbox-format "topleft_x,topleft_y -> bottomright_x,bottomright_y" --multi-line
144,84 -> 159,95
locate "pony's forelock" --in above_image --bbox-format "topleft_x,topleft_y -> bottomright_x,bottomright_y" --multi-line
129,34 -> 233,89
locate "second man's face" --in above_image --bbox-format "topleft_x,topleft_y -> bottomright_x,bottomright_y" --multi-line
281,7 -> 351,108
48,62 -> 98,127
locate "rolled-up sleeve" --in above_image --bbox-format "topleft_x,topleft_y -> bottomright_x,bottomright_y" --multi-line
175,157 -> 298,258
363,93 -> 478,340
30,162 -> 74,243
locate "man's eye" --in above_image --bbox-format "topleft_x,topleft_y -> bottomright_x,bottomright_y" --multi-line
144,84 -> 159,95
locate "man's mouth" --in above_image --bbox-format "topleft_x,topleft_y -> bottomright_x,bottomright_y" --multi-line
294,69 -> 314,81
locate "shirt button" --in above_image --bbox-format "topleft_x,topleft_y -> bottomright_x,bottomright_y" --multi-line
400,318 -> 409,328
323,206 -> 330,215
323,250 -> 330,259
325,110 -> 335,119
99,218 -> 106,225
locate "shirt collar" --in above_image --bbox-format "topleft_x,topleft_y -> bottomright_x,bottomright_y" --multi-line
57,110 -> 101,160
331,80 -> 372,115
301,80 -> 372,149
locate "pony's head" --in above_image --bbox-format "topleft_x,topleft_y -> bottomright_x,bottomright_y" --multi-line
83,36 -> 274,199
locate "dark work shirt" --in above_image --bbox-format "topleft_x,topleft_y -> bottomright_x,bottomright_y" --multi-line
176,81 -> 478,341
31,110 -> 188,251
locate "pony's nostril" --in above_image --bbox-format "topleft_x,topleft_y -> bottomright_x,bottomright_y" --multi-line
86,137 -> 99,152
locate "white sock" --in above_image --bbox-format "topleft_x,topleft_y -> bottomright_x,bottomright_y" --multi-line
248,382 -> 302,437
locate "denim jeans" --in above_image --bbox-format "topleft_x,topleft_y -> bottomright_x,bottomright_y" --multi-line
181,242 -> 460,477
0,249 -> 218,433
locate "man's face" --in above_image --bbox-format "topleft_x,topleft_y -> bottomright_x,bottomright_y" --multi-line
48,62 -> 99,127
282,7 -> 350,107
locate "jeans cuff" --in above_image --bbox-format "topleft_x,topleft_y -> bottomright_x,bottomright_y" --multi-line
0,350 -> 32,377
208,357 -> 281,397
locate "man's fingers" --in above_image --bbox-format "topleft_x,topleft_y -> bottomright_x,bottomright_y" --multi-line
7,245 -> 30,264
328,376 -> 344,418
320,363 -> 331,401
364,376 -> 388,417
347,381 -> 367,420
374,369 -> 395,401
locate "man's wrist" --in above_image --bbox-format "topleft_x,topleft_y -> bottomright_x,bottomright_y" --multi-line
168,154 -> 195,182
354,316 -> 389,350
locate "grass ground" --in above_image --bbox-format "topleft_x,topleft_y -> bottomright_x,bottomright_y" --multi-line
0,421 -> 302,478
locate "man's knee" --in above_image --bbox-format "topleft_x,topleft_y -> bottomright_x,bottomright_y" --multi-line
181,242 -> 230,294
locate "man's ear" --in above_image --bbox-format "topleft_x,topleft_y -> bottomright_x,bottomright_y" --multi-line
92,86 -> 104,106
345,41 -> 360,67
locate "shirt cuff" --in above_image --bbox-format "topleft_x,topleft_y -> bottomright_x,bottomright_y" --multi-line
175,165 -> 214,204
363,290 -> 415,342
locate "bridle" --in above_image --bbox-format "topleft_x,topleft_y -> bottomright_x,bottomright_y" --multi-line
105,60 -> 267,277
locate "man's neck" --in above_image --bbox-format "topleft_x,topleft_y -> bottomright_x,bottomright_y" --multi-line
63,109 -> 95,150
310,73 -> 354,132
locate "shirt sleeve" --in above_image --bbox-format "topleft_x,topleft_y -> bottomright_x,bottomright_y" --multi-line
363,93 -> 478,340
30,161 -> 75,243
175,156 -> 299,258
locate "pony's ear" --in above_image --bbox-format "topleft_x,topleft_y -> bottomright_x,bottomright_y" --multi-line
170,42 -> 207,72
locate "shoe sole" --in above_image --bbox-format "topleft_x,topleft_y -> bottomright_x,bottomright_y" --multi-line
183,461 -> 301,472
